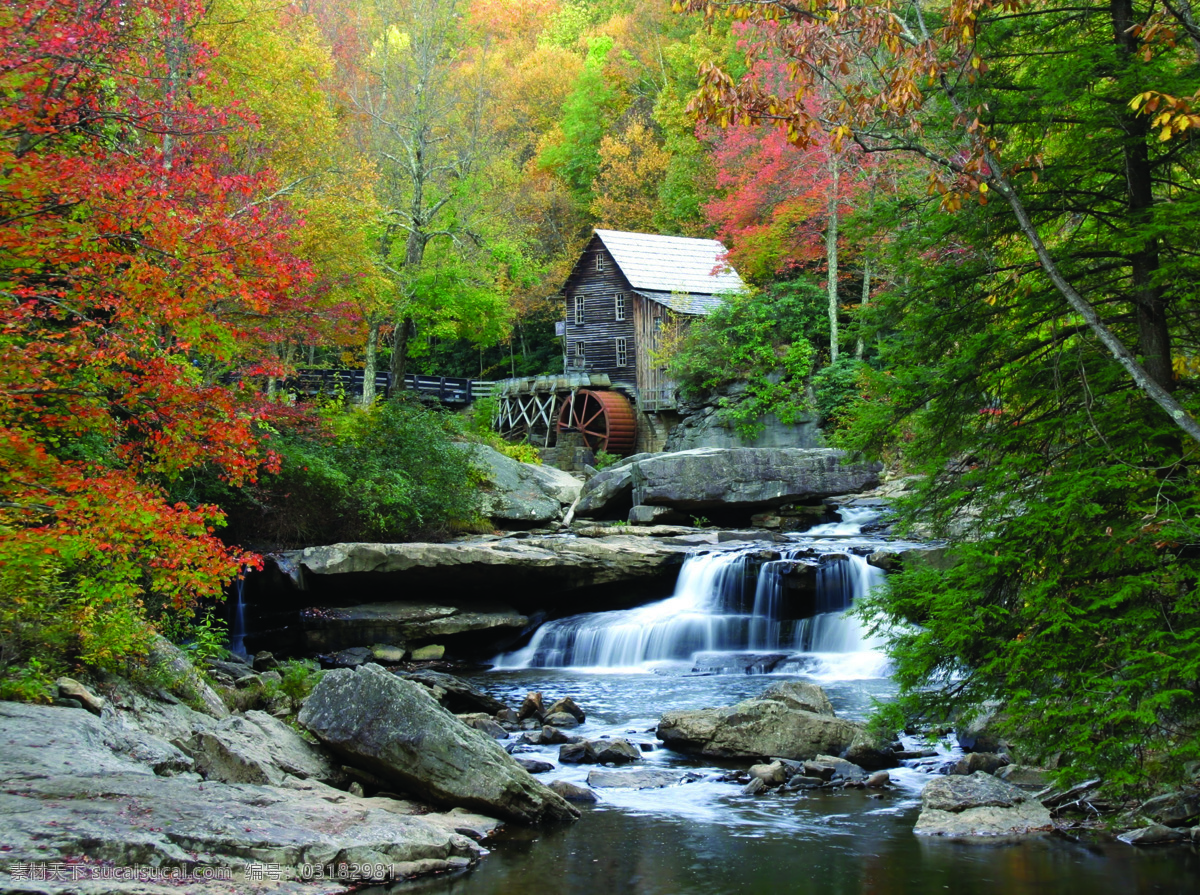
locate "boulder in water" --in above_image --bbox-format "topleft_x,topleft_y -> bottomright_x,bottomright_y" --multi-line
544,711 -> 580,728
518,691 -> 546,721
656,682 -> 861,761
545,695 -> 586,722
914,772 -> 1053,837
298,664 -> 578,824
586,768 -> 686,789
559,738 -> 641,764
549,780 -> 599,803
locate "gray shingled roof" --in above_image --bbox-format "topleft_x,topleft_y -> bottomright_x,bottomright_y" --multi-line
595,229 -> 746,298
631,289 -> 725,316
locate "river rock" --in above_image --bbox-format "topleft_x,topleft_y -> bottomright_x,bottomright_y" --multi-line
0,700 -> 489,888
559,738 -> 641,764
190,711 -> 342,786
55,677 -> 105,716
575,463 -> 635,518
951,752 -> 1010,776
411,644 -> 445,661
303,599 -> 528,654
914,772 -> 1054,837
586,768 -> 686,789
147,636 -> 230,720
515,757 -> 556,774
743,777 -> 768,795
277,536 -> 689,616
995,765 -> 1052,788
806,756 -> 866,782
1138,787 -> 1200,827
466,443 -> 578,523
457,713 -> 510,739
629,448 -> 883,513
690,652 -> 789,675
546,695 -> 586,722
549,780 -> 599,803
656,682 -> 861,761
844,731 -> 899,771
749,761 -> 788,786
400,670 -> 508,715
1117,823 -> 1190,845
298,664 -> 578,824
330,645 -> 374,667
544,711 -> 580,728
372,643 -> 407,663
518,691 -> 546,721
629,504 -> 689,525
866,771 -> 891,788
760,680 -> 835,716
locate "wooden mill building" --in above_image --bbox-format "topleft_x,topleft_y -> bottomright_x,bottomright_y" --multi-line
560,229 -> 746,412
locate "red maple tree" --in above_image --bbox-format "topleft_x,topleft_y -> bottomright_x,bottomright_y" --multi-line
1,0 -> 310,661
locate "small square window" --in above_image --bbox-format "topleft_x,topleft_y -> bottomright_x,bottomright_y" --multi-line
575,340 -> 586,358
596,253 -> 606,271
615,337 -> 628,367
574,295 -> 585,325
614,293 -> 626,321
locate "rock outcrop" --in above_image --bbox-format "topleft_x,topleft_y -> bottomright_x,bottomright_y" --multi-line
465,444 -> 583,524
301,599 -> 529,654
298,664 -> 578,824
0,699 -> 493,891
575,448 -> 882,519
913,772 -> 1054,837
656,681 -> 862,761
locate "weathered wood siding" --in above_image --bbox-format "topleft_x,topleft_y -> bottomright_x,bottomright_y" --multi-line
562,236 -> 637,386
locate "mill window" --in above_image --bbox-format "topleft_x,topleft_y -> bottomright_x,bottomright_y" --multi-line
596,253 -> 607,271
575,340 -> 586,359
615,337 -> 628,367
574,295 -> 585,325
614,293 -> 626,321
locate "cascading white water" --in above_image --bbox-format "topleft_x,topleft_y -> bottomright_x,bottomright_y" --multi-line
494,551 -> 755,669
494,506 -> 892,671
228,577 -> 247,658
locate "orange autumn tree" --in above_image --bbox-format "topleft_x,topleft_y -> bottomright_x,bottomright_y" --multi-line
0,0 -> 309,690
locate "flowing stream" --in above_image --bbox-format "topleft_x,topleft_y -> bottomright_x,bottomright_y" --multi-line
380,510 -> 1198,895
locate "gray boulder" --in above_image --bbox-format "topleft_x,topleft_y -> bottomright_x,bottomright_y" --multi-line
629,505 -> 689,525
549,780 -> 599,803
0,700 -> 488,884
914,772 -> 1054,837
575,464 -> 634,518
400,670 -> 508,715
656,682 -> 861,761
559,738 -> 641,764
303,599 -> 528,654
586,768 -> 685,789
631,448 -> 882,512
950,752 -> 1009,776
298,664 -> 577,824
191,711 -> 342,786
1118,823 -> 1190,845
465,444 -> 576,524
1139,787 -> 1200,827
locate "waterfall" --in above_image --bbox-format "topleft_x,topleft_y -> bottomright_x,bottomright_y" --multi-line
228,577 -> 247,658
494,544 -> 888,672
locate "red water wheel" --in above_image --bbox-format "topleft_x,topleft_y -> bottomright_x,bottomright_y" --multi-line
556,389 -> 637,456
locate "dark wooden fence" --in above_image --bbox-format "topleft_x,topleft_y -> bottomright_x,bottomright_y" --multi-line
284,369 -> 493,405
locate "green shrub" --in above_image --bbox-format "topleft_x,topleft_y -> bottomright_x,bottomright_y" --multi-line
593,450 -> 620,470
665,281 -> 820,438
217,400 -> 483,547
812,356 -> 869,429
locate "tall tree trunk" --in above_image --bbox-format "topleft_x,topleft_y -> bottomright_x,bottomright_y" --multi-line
390,315 -> 414,391
856,261 -> 870,360
826,153 -> 841,363
363,319 -> 380,405
1113,0 -> 1174,391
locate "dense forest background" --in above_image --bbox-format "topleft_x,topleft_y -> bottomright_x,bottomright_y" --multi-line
4,0 -> 1200,793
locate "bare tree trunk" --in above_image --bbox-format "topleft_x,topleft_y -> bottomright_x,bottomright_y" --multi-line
363,319 -> 380,405
826,153 -> 840,363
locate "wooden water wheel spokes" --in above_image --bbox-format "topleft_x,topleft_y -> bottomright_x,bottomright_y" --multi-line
556,389 -> 637,456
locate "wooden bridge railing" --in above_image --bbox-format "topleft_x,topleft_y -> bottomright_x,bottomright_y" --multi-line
283,369 -> 494,405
